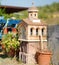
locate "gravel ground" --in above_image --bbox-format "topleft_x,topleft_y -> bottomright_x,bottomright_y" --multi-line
0,52 -> 38,65
0,57 -> 23,65
0,57 -> 38,65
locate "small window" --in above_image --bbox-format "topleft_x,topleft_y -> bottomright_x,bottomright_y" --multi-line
35,14 -> 36,16
30,28 -> 33,35
36,28 -> 38,35
31,14 -> 32,16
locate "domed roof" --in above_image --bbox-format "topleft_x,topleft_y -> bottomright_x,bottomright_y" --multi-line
28,6 -> 38,12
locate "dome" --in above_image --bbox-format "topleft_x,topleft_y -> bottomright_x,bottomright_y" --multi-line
28,6 -> 38,12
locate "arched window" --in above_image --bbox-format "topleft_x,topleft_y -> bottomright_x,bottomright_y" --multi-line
42,28 -> 45,35
36,28 -> 38,35
30,28 -> 33,35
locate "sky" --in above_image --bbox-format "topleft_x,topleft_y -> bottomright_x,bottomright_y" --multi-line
1,0 -> 59,7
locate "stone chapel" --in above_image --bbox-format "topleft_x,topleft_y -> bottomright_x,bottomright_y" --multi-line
18,5 -> 47,64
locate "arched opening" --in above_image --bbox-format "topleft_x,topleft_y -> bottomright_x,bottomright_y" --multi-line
36,28 -> 38,35
42,28 -> 45,35
30,28 -> 33,35
21,26 -> 26,39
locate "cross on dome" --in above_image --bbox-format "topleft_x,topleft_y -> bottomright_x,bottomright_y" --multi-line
32,2 -> 34,6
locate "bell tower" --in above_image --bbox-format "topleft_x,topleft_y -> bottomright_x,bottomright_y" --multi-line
28,3 -> 38,19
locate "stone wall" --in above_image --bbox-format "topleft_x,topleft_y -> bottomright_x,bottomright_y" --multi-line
47,25 -> 59,65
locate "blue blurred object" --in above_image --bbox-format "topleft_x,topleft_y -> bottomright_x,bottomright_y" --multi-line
7,19 -> 21,27
0,30 -> 2,39
0,33 -> 2,39
8,19 -> 21,25
0,18 -> 21,39
0,19 -> 6,23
